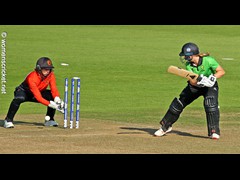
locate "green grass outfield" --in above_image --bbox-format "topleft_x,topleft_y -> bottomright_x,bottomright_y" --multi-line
1,25 -> 240,126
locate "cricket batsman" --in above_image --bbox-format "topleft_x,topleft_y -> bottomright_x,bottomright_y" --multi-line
4,57 -> 64,128
154,42 -> 225,139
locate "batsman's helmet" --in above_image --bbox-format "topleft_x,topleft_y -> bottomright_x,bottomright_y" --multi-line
35,57 -> 54,71
179,42 -> 199,56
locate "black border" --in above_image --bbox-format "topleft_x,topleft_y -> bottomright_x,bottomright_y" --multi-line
1,2 -> 240,25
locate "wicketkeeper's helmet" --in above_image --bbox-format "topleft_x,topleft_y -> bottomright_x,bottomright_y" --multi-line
179,42 -> 199,56
35,57 -> 54,71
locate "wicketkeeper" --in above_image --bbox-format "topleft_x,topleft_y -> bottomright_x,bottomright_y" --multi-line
4,57 -> 64,128
154,42 -> 225,139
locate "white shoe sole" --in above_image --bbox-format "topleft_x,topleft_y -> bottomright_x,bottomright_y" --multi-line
210,133 -> 220,140
154,126 -> 172,137
166,126 -> 172,133
4,120 -> 14,128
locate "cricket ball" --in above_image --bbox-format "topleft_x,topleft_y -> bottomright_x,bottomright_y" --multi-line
45,116 -> 50,121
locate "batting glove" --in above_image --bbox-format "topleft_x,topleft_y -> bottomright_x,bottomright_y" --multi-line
206,74 -> 217,87
197,74 -> 216,87
196,74 -> 207,87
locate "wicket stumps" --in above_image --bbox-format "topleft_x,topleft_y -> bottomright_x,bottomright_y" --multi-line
64,77 -> 81,129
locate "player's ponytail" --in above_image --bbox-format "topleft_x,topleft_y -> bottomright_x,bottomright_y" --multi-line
199,52 -> 210,57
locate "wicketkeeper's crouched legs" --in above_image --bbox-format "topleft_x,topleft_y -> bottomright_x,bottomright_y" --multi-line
160,97 -> 184,132
5,98 -> 23,122
204,96 -> 220,136
41,90 -> 56,120
46,107 -> 56,120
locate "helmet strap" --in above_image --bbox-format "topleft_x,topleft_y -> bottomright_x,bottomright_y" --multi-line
184,55 -> 193,61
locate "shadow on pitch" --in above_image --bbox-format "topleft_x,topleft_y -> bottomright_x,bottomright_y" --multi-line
119,127 -> 209,139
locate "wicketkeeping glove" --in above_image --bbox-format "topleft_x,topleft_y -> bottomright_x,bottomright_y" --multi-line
197,74 -> 216,87
54,96 -> 65,109
48,100 -> 64,113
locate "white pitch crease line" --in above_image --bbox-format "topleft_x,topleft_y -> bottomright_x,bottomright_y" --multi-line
222,58 -> 234,60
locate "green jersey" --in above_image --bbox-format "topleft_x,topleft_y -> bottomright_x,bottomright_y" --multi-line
185,56 -> 219,77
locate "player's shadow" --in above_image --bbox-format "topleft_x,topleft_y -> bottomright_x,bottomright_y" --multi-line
0,119 -> 44,127
119,127 -> 209,139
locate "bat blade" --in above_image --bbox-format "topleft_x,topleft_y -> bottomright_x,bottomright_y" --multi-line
167,65 -> 199,82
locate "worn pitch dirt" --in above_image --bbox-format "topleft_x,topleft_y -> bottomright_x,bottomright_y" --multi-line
0,114 -> 240,154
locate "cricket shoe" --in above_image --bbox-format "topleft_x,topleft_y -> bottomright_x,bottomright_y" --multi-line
3,120 -> 14,128
44,120 -> 58,127
210,133 -> 220,140
154,126 -> 172,137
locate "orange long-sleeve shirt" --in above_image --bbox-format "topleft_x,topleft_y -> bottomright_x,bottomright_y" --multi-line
24,70 -> 60,106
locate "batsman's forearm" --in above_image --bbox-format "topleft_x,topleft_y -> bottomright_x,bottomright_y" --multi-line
214,70 -> 225,79
214,66 -> 225,79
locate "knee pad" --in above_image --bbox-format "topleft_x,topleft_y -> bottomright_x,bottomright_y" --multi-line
204,96 -> 218,112
13,95 -> 26,103
169,97 -> 184,115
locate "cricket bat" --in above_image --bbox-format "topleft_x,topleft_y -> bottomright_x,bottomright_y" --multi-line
167,65 -> 199,82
